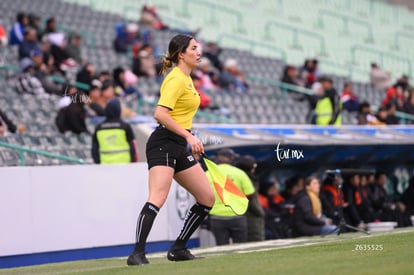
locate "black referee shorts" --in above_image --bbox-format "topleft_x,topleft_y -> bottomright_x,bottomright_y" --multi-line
146,126 -> 198,173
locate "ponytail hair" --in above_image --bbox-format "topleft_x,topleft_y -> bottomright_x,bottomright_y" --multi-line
160,54 -> 173,76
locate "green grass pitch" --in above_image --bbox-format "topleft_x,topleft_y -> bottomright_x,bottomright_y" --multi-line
2,228 -> 413,275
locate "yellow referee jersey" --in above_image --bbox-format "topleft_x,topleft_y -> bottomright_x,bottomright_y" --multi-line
158,67 -> 200,130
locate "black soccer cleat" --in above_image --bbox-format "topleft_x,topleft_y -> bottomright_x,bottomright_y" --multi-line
167,248 -> 202,261
127,252 -> 149,266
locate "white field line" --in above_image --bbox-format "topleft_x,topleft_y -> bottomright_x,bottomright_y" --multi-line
142,227 -> 414,259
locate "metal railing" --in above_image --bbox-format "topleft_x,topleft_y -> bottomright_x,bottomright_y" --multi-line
49,75 -> 90,91
0,141 -> 84,166
180,0 -> 246,33
0,64 -> 20,79
264,21 -> 327,55
217,33 -> 287,62
318,59 -> 369,81
394,31 -> 414,50
350,44 -> 412,76
247,75 -> 314,97
317,9 -> 374,42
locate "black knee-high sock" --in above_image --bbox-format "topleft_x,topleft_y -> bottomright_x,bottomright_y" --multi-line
133,202 -> 159,253
171,202 -> 211,250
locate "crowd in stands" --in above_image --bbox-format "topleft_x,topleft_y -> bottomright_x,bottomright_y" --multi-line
281,58 -> 414,125
3,5 -> 413,137
0,6 -> 255,139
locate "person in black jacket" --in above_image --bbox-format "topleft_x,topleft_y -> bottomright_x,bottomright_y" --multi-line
55,89 -> 89,135
369,172 -> 410,227
293,176 -> 338,237
342,173 -> 369,230
401,176 -> 414,219
76,63 -> 96,94
358,175 -> 376,223
320,174 -> 342,226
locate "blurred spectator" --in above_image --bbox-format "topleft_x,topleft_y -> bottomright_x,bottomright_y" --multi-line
340,82 -> 360,112
194,57 -> 220,92
202,42 -> 223,72
31,49 -> 63,95
258,179 -> 290,239
356,101 -> 384,125
91,98 -> 138,164
191,73 -> 230,116
369,63 -> 391,90
40,37 -> 55,73
0,22 -> 9,46
369,172 -> 411,227
76,63 -> 96,93
358,175 -> 376,223
385,103 -> 400,125
400,176 -> 414,218
394,74 -> 409,91
101,80 -> 137,119
311,81 -> 324,98
86,79 -> 106,117
383,84 -> 405,111
320,174 -> 342,225
375,106 -> 388,125
113,23 -> 140,53
299,59 -> 320,88
281,65 -> 307,101
307,80 -> 324,121
218,59 -> 249,93
139,5 -> 169,30
235,155 -> 265,242
41,17 -> 57,37
9,12 -> 29,45
55,89 -> 89,135
314,77 -> 341,125
342,174 -> 365,229
113,66 -> 142,98
101,80 -> 115,105
404,88 -> 414,116
132,43 -> 157,77
280,176 -> 304,203
292,176 -> 338,236
191,73 -> 212,110
15,58 -> 46,95
48,32 -> 77,72
99,71 -> 112,83
281,65 -> 303,88
28,13 -> 41,41
0,109 -> 18,137
206,148 -> 255,245
66,33 -> 83,64
18,28 -> 41,60
139,5 -> 198,36
113,23 -> 128,53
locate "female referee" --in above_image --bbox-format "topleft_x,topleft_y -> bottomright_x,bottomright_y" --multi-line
127,34 -> 215,266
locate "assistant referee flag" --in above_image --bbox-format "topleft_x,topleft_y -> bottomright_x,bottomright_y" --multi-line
203,157 -> 249,215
